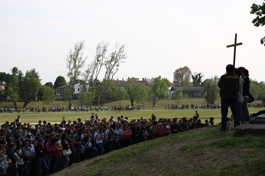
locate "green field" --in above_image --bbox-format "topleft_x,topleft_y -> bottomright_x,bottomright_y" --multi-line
0,99 -> 263,125
0,107 -> 264,125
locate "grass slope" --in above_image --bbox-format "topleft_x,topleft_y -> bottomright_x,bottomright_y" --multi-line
53,126 -> 265,176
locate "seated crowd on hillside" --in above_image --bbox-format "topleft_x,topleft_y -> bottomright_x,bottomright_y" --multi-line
0,113 -> 214,176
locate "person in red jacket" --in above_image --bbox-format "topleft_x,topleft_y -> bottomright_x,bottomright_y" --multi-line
121,122 -> 132,147
153,123 -> 166,138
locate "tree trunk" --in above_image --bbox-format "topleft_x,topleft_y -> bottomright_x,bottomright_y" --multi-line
68,99 -> 72,110
13,102 -> 18,111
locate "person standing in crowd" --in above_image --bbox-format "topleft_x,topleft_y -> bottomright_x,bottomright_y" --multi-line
61,132 -> 71,169
0,146 -> 9,176
193,110 -> 199,120
121,121 -> 132,148
22,140 -> 35,176
239,67 -> 250,122
235,68 -> 244,124
218,64 -> 239,131
94,127 -> 105,155
72,129 -> 83,163
33,138 -> 48,176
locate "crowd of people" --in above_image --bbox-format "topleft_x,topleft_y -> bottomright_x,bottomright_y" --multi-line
0,112 -> 214,176
0,102 -> 264,114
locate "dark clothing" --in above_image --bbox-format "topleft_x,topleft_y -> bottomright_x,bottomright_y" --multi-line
242,76 -> 250,96
218,71 -> 239,131
218,72 -> 239,100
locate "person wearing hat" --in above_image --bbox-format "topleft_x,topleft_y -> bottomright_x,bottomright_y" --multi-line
218,64 -> 239,131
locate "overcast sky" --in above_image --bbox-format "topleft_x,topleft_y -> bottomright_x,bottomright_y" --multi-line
0,0 -> 264,85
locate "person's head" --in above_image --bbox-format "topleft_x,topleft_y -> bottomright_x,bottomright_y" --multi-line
8,143 -> 16,151
243,68 -> 249,77
24,140 -> 30,147
235,68 -> 242,76
226,64 -> 234,73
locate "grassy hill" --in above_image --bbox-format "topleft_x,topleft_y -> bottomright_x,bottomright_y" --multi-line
53,126 -> 265,176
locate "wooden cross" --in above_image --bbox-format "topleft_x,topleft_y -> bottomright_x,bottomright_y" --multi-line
226,33 -> 243,67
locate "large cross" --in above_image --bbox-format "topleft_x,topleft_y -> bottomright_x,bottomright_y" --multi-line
226,33 -> 243,67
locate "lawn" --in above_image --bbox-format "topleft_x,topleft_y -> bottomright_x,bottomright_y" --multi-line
0,107 -> 264,125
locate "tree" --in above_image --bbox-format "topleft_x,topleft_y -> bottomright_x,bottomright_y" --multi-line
42,85 -> 55,106
151,76 -> 171,106
202,76 -> 219,104
63,86 -> 73,102
78,63 -> 92,108
125,79 -> 148,107
7,67 -> 19,109
250,80 -> 265,102
44,82 -> 53,88
18,70 -> 25,101
173,66 -> 192,87
86,42 -> 126,106
192,73 -> 203,87
97,43 -> 126,105
37,82 -> 54,101
66,41 -> 87,109
86,42 -> 108,107
22,69 -> 41,108
113,86 -> 126,104
54,76 -> 67,89
175,90 -> 183,99
250,1 -> 265,44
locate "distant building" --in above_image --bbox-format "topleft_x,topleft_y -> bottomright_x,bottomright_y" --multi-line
168,87 -> 176,99
169,86 -> 203,99
56,83 -> 89,100
181,87 -> 203,97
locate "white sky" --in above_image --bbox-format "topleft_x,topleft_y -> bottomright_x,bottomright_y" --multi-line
0,0 -> 264,85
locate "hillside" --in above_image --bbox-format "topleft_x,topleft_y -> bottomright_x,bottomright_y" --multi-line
53,126 -> 265,176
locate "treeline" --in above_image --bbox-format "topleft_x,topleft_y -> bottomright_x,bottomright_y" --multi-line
1,42 -> 265,111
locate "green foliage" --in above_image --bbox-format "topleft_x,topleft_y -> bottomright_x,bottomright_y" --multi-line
42,85 -> 55,105
44,82 -> 53,88
113,86 -> 126,102
151,76 -> 170,99
7,67 -> 19,109
250,1 -> 265,44
53,76 -> 66,89
135,84 -> 149,104
22,69 -> 41,108
175,89 -> 183,99
63,86 -> 73,101
202,76 -> 219,104
125,79 -> 149,106
250,79 -> 265,101
77,91 -> 91,107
